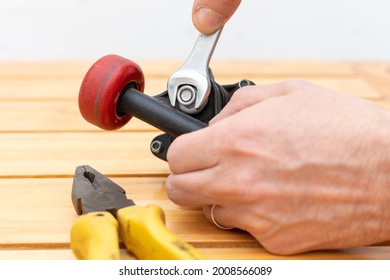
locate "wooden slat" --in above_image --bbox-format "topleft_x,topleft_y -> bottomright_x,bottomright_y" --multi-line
353,62 -> 390,99
210,60 -> 355,78
0,61 -> 355,79
0,79 -> 79,101
0,101 -> 156,132
0,61 -> 93,79
0,78 -> 169,100
0,132 -> 170,177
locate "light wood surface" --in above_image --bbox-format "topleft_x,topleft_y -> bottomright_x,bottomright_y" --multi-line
0,60 -> 389,260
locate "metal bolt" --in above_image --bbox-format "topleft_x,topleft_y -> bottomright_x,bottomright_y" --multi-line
177,85 -> 196,106
150,140 -> 163,154
239,79 -> 255,88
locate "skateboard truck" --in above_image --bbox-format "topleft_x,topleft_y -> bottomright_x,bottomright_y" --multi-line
78,28 -> 255,161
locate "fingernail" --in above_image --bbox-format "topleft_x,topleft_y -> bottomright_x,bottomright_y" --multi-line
194,8 -> 224,34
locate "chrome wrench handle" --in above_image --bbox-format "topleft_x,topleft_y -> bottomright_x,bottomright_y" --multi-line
167,28 -> 223,114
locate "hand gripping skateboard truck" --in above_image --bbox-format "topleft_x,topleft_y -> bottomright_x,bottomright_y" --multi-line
78,28 -> 255,161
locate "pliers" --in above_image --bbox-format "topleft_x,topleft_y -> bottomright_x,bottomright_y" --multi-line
70,165 -> 205,260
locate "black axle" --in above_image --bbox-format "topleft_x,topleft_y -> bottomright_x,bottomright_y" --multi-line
117,77 -> 255,161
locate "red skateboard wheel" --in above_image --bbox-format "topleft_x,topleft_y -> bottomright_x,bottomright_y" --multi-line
79,54 -> 145,130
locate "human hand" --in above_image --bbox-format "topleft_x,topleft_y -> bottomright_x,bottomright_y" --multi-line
192,0 -> 241,34
166,79 -> 390,255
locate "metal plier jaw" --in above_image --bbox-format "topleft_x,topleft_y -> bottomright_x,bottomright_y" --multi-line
71,165 -> 135,216
167,28 -> 223,114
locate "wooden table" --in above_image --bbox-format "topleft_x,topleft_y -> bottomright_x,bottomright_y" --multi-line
0,60 -> 389,260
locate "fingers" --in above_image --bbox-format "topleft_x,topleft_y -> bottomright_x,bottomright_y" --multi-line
192,0 -> 241,34
166,167 -> 221,206
167,122 -> 223,174
166,159 -> 254,206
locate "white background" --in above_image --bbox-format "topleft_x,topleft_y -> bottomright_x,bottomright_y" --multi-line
0,0 -> 389,60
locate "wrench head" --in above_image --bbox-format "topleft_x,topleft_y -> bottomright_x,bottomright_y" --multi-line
167,69 -> 210,115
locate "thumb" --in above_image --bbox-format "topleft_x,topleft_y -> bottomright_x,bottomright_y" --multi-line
192,0 -> 241,34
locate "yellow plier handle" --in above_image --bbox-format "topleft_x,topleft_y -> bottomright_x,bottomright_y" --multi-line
70,204 -> 205,260
70,212 -> 120,260
118,204 -> 205,260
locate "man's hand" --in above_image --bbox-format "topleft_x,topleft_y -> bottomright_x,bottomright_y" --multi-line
166,79 -> 390,255
192,0 -> 241,34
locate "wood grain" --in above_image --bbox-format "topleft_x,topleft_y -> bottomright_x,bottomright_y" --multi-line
0,60 -> 389,260
0,132 -> 169,177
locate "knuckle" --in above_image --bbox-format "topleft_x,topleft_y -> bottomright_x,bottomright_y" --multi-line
166,136 -> 186,173
230,87 -> 250,102
279,78 -> 311,91
165,176 -> 184,204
